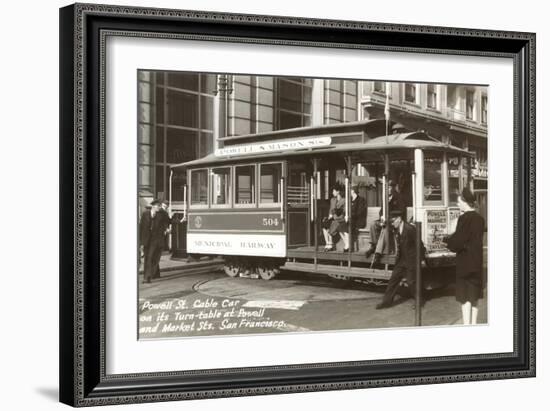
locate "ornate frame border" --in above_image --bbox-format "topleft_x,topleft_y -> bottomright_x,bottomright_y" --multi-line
59,3 -> 535,407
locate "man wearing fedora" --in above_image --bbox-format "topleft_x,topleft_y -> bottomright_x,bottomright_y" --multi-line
365,179 -> 406,263
140,199 -> 170,284
152,199 -> 173,279
376,209 -> 420,309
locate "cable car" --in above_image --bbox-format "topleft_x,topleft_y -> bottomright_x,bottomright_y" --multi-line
169,119 -> 474,286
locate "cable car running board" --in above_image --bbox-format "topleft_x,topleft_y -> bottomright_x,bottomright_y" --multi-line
282,261 -> 391,281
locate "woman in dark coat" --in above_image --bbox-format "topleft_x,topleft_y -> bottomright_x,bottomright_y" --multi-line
443,188 -> 485,325
330,186 -> 349,251
322,185 -> 346,251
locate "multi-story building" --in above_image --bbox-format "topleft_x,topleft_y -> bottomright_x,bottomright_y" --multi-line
138,71 -> 487,219
360,81 -> 488,218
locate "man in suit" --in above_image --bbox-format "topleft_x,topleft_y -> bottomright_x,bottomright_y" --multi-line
140,199 -> 170,284
376,209 -> 419,309
350,185 -> 367,250
151,199 -> 173,279
365,180 -> 406,262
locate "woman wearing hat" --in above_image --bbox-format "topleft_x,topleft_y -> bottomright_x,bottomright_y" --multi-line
443,188 -> 485,325
322,185 -> 348,251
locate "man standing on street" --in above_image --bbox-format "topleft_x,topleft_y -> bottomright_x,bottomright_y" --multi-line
376,209 -> 419,309
140,199 -> 169,284
152,200 -> 172,279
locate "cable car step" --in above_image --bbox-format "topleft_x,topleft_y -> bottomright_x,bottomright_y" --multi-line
282,261 -> 392,281
286,247 -> 397,265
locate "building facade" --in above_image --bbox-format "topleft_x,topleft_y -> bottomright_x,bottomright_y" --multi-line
138,71 -> 487,218
359,81 -> 488,217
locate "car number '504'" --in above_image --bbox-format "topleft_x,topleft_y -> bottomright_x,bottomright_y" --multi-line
262,218 -> 279,226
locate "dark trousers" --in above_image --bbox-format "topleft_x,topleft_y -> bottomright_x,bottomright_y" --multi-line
369,219 -> 382,245
144,241 -> 163,281
380,266 -> 416,305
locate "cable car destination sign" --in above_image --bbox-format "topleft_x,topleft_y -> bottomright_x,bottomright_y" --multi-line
215,136 -> 332,157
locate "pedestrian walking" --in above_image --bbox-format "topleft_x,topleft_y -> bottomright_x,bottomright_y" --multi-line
376,209 -> 419,309
443,187 -> 485,325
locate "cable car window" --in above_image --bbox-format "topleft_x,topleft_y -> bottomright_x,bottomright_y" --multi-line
356,162 -> 381,207
259,163 -> 282,205
190,169 -> 208,206
235,165 -> 256,206
449,176 -> 460,204
334,169 -> 347,186
392,160 -> 413,207
171,168 -> 187,202
424,156 -> 443,204
211,167 -> 231,206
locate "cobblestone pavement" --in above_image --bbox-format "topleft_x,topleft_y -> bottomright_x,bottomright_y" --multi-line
138,268 -> 487,339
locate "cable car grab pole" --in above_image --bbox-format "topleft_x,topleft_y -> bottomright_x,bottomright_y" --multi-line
280,177 -> 284,221
415,221 -> 422,327
169,169 -> 173,214
382,176 -> 386,221
411,172 -> 416,222
384,153 -> 390,255
346,156 -> 352,268
344,176 -> 349,223
168,169 -> 173,250
182,184 -> 187,222
313,159 -> 319,269
310,176 -> 315,223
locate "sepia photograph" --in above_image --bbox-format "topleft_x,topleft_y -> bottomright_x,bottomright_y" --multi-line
56,2 -> 536,407
137,71 -> 488,339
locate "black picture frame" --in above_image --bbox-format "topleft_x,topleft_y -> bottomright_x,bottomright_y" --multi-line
59,3 -> 535,407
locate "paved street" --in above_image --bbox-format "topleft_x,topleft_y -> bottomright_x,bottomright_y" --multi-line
138,267 -> 487,339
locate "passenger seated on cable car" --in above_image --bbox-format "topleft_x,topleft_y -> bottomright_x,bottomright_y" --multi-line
322,185 -> 346,252
365,179 -> 406,263
350,185 -> 367,250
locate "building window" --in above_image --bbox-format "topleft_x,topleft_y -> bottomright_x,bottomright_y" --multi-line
165,127 -> 198,164
190,169 -> 208,206
373,81 -> 386,93
154,72 -> 216,201
466,89 -> 475,120
404,83 -> 418,104
275,78 -> 312,130
324,80 -> 357,124
424,157 -> 443,204
427,84 -> 438,109
250,76 -> 258,134
211,167 -> 231,206
138,71 -> 154,197
481,95 -> 488,124
447,85 -> 459,109
235,165 -> 256,206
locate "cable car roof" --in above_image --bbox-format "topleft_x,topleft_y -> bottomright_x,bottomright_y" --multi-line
172,131 -> 473,169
